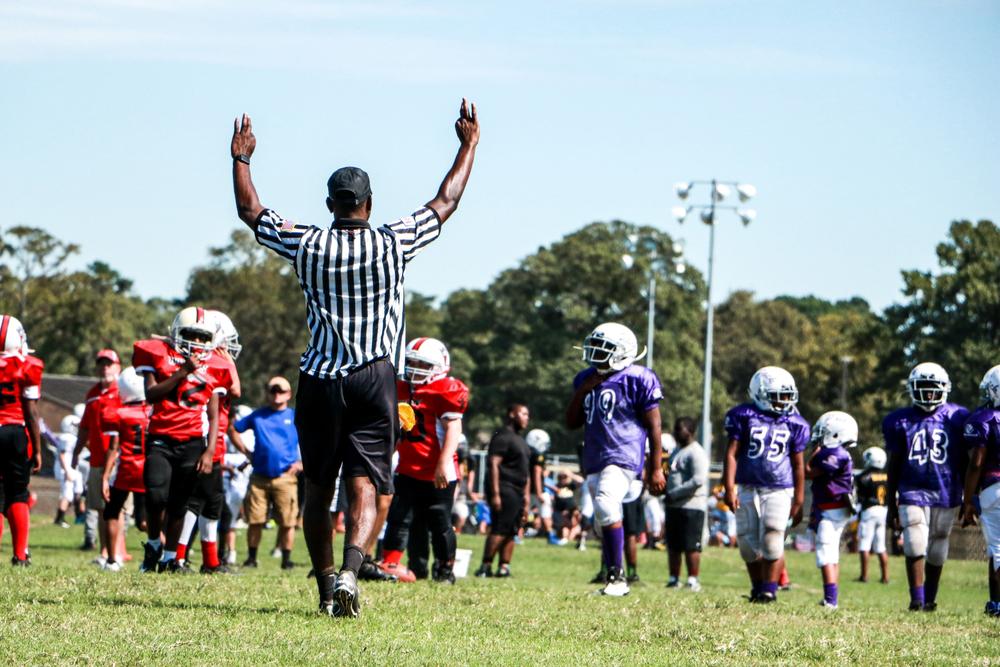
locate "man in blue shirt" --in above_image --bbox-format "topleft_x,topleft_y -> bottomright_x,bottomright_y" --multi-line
233,376 -> 301,569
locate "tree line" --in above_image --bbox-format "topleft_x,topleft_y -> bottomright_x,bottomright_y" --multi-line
2,218 -> 996,459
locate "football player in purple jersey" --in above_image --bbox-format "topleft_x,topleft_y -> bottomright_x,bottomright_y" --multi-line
806,411 -> 857,610
723,366 -> 808,603
884,362 -> 969,612
566,323 -> 666,597
961,365 -> 1000,617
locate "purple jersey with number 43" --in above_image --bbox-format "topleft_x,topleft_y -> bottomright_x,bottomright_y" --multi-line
962,406 -> 1000,491
573,365 -> 663,476
725,403 -> 810,489
882,403 -> 969,508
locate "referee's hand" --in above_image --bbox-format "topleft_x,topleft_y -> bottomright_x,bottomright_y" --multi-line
455,98 -> 479,147
231,113 -> 257,159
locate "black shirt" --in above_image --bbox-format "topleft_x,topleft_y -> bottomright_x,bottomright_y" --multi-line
855,469 -> 888,509
487,425 -> 530,492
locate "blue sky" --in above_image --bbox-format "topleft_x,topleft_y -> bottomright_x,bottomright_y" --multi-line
1,0 -> 997,312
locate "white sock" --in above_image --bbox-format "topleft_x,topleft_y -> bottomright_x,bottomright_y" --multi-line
687,576 -> 699,584
179,511 -> 198,547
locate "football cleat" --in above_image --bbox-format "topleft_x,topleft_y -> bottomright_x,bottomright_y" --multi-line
601,568 -> 630,597
242,557 -> 259,568
922,602 -> 937,613
333,571 -> 361,619
755,591 -> 777,604
200,563 -> 232,575
818,599 -> 838,610
984,601 -> 1000,617
318,600 -> 343,617
160,559 -> 193,575
432,562 -> 457,585
495,564 -> 512,578
626,572 -> 641,584
359,556 -> 397,582
474,564 -> 492,578
11,555 -> 31,567
140,542 -> 162,573
908,600 -> 923,612
103,561 -> 122,573
666,577 -> 680,589
281,560 -> 297,570
686,579 -> 702,593
377,561 -> 416,583
590,569 -> 608,585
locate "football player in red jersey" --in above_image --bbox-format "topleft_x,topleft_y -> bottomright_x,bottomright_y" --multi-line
176,310 -> 241,574
0,315 -> 43,566
134,307 -> 229,573
71,349 -> 122,564
100,367 -> 151,572
379,338 -> 468,584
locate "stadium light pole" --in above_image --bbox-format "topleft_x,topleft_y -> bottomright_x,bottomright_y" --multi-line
622,237 -> 686,370
672,180 -> 756,473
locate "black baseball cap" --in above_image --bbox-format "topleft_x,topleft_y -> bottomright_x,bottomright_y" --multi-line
327,166 -> 372,206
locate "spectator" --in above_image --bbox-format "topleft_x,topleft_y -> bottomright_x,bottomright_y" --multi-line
664,416 -> 708,591
233,376 -> 301,569
475,404 -> 531,577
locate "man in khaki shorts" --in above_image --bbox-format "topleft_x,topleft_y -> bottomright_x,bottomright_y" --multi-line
233,376 -> 301,569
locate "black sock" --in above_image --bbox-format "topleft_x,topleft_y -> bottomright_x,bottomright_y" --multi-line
248,546 -> 258,561
55,510 -> 65,523
316,568 -> 337,604
342,544 -> 365,574
282,549 -> 292,565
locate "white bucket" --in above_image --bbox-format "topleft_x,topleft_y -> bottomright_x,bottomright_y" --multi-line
453,548 -> 473,578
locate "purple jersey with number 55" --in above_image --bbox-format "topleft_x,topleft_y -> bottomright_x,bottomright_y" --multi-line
725,403 -> 810,489
882,403 -> 969,508
573,365 -> 663,476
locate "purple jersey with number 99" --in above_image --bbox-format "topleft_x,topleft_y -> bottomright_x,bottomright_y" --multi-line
882,403 -> 969,507
725,403 -> 810,489
573,365 -> 663,476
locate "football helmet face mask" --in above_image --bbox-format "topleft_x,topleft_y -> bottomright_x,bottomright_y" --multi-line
117,366 -> 146,404
908,362 -> 950,412
0,314 -> 30,357
811,410 -> 858,449
980,365 -> 1000,408
403,338 -> 450,385
208,310 -> 242,360
170,307 -> 217,360
525,429 -> 551,453
862,447 -> 887,470
749,366 -> 799,415
579,322 -> 646,373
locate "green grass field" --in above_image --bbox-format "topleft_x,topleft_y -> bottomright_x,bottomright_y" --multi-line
2,522 -> 999,666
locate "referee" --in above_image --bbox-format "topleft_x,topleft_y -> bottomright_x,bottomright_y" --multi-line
230,99 -> 479,618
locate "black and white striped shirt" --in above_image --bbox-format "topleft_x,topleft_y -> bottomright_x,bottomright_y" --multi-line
254,206 -> 441,379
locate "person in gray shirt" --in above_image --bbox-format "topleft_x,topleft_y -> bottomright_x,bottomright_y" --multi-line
664,417 -> 708,591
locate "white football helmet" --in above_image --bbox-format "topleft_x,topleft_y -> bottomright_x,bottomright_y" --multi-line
862,447 -> 887,470
579,322 -> 646,373
73,403 -> 86,419
208,310 -> 242,360
981,365 -> 1000,408
811,411 -> 858,449
660,433 -> 677,458
525,429 -> 551,454
117,366 -> 146,404
749,366 -> 799,415
403,337 -> 450,384
0,314 -> 30,357
60,414 -> 80,436
908,362 -> 950,411
170,307 -> 217,359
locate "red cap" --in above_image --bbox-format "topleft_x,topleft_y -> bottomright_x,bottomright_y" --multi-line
96,349 -> 120,364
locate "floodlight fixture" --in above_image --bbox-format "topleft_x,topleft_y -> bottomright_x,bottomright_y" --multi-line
736,183 -> 757,202
712,183 -> 730,202
671,206 -> 689,223
700,209 -> 714,224
737,208 -> 757,226
674,182 -> 692,200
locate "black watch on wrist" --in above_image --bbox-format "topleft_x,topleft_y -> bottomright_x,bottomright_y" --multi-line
234,154 -> 251,165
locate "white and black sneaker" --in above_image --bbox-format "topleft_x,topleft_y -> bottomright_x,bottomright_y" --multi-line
334,571 -> 361,619
601,568 -> 630,597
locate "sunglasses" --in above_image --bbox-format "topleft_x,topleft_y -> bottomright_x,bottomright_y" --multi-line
268,385 -> 290,394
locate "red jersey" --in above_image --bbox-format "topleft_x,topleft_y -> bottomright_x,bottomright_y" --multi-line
0,354 -> 43,426
209,350 -> 238,462
396,376 -> 468,482
133,339 -> 232,441
83,381 -> 120,467
102,402 -> 151,493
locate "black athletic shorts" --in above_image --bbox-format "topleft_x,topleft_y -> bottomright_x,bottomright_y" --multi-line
491,484 -> 525,537
103,488 -> 145,522
665,507 -> 704,553
186,462 -> 224,520
623,496 -> 646,536
0,424 -> 31,510
143,435 -> 205,518
295,360 -> 397,495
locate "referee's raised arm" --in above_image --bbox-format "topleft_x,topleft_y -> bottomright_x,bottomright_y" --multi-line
426,98 -> 480,224
230,114 -> 264,228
